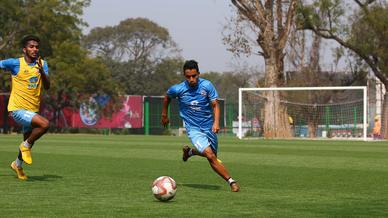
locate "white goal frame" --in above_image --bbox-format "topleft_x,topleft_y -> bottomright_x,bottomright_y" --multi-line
238,86 -> 368,141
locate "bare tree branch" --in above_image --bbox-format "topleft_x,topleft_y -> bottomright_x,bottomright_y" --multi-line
232,0 -> 266,29
307,26 -> 388,87
254,0 -> 267,24
278,0 -> 297,49
276,0 -> 283,36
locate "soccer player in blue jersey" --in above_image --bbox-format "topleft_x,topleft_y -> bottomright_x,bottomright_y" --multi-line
161,60 -> 240,192
0,35 -> 50,180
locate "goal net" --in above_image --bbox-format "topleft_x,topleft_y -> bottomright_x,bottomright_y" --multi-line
238,87 -> 367,141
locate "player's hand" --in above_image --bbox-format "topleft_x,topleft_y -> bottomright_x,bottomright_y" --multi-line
36,56 -> 43,73
161,114 -> 169,127
212,123 -> 220,133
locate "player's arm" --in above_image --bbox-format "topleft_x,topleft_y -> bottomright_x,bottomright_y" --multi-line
37,57 -> 50,90
0,59 -> 19,75
211,99 -> 220,133
161,95 -> 171,127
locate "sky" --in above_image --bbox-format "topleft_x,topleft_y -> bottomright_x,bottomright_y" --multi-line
82,0 -> 261,73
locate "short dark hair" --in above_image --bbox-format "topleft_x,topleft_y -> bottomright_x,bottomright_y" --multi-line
183,60 -> 200,73
21,35 -> 40,48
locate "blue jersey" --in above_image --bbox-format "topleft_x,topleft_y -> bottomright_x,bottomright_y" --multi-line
167,78 -> 218,130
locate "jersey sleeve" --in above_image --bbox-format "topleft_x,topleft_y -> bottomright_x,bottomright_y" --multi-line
42,60 -> 49,75
0,58 -> 20,75
206,81 -> 218,101
167,84 -> 179,98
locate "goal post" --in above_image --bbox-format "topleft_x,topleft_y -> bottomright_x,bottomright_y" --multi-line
238,86 -> 368,141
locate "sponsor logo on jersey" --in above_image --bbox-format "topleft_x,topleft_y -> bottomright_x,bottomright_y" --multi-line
190,100 -> 201,111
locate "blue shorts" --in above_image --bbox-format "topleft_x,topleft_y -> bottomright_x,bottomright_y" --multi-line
187,128 -> 218,154
11,110 -> 37,133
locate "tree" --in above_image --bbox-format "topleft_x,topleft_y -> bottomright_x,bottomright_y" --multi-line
0,0 -> 22,54
148,58 -> 184,95
298,0 -> 388,138
83,17 -> 180,95
225,0 -> 298,138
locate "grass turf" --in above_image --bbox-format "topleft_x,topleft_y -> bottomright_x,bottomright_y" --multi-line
0,134 -> 387,217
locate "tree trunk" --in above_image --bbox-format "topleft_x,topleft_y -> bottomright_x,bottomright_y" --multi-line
263,56 -> 292,138
308,121 -> 318,138
382,92 -> 388,139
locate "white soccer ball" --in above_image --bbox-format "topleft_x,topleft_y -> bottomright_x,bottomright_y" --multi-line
151,176 -> 177,202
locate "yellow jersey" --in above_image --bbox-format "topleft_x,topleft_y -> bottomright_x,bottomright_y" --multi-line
0,57 -> 48,112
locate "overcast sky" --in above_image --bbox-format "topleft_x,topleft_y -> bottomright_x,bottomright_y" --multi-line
82,0 -> 261,73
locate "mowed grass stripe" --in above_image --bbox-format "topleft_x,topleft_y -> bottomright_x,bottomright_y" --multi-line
0,134 -> 387,217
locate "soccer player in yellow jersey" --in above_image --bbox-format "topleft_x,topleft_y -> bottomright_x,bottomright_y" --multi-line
0,35 -> 50,180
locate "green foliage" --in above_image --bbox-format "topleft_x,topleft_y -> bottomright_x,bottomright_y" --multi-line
0,0 -> 121,123
298,0 -> 344,32
149,58 -> 184,95
83,17 -> 180,95
202,71 -> 252,101
299,0 -> 387,81
83,17 -> 177,62
349,5 -> 388,75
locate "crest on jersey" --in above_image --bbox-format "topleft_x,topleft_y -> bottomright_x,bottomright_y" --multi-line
200,89 -> 207,97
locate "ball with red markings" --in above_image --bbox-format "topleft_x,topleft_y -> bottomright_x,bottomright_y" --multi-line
151,176 -> 177,201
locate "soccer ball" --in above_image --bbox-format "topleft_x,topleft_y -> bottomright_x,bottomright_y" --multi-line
151,176 -> 177,201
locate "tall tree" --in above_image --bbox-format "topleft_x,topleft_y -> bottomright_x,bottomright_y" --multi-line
298,0 -> 388,138
226,0 -> 298,138
83,17 -> 180,94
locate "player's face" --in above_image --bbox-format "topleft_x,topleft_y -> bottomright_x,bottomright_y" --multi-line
23,40 -> 39,60
184,69 -> 199,87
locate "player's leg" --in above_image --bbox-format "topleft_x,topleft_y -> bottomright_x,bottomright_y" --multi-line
182,145 -> 204,161
186,128 -> 240,192
202,146 -> 229,179
9,111 -> 32,180
182,128 -> 208,161
10,132 -> 30,180
10,160 -> 28,180
20,114 -> 49,164
202,147 -> 240,192
17,131 -> 32,165
11,110 -> 49,165
27,114 -> 49,146
183,145 -> 222,161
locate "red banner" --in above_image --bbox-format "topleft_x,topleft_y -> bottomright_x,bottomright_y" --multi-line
1,95 -> 144,129
66,95 -> 143,128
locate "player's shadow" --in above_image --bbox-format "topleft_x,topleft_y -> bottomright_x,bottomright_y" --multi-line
180,183 -> 221,190
27,174 -> 63,182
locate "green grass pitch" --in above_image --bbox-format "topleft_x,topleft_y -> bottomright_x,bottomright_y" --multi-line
0,134 -> 387,217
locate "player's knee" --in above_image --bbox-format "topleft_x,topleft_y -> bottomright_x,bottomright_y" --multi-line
205,152 -> 217,162
41,119 -> 49,131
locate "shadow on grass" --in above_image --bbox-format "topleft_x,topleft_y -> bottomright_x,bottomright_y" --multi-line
152,199 -> 176,203
0,174 -> 15,178
180,183 -> 221,190
27,174 -> 63,182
